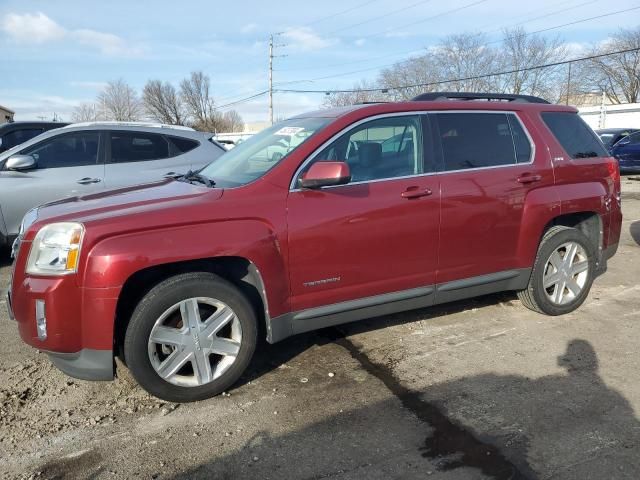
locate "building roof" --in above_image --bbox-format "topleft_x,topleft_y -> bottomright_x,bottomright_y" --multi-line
0,104 -> 15,114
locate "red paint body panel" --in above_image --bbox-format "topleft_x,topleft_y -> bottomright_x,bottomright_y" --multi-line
9,99 -> 621,368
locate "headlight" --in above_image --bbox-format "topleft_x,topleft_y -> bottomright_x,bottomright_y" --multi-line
19,207 -> 39,235
26,222 -> 85,275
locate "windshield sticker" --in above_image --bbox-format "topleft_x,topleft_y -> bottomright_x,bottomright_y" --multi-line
275,127 -> 305,136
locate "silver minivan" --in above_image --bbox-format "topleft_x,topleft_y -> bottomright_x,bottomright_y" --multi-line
0,122 -> 226,247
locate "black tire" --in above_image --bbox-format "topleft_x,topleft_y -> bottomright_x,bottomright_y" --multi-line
124,272 -> 257,402
518,225 -> 596,315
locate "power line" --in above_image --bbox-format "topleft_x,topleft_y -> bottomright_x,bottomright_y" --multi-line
273,0 -> 598,74
274,4 -> 640,87
274,46 -> 640,94
358,0 -> 490,41
326,0 -> 435,35
216,90 -> 269,109
302,0 -> 382,27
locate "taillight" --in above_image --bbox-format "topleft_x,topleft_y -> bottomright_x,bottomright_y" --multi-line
606,157 -> 621,206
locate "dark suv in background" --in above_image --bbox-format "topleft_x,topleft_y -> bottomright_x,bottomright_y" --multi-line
0,121 -> 68,153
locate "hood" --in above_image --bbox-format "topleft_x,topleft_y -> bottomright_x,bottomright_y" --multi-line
32,179 -> 223,229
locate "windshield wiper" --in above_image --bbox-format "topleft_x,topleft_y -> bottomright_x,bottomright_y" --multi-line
175,170 -> 215,188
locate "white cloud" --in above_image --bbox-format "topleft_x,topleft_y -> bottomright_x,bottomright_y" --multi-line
1,12 -> 143,57
240,23 -> 258,34
281,27 -> 336,51
355,38 -> 366,47
1,12 -> 65,43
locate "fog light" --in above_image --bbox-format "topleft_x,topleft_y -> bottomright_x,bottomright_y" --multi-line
35,300 -> 47,341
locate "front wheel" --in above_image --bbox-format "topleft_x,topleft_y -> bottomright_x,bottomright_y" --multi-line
124,272 -> 257,402
518,226 -> 596,316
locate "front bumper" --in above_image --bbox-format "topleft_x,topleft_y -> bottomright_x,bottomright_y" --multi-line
9,245 -> 119,381
47,348 -> 113,381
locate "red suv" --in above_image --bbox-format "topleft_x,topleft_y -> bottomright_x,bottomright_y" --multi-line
7,93 -> 622,402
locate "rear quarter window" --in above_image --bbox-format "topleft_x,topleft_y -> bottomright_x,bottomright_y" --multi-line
541,112 -> 608,159
168,136 -> 199,155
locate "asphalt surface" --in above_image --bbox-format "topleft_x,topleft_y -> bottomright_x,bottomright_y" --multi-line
1,176 -> 639,480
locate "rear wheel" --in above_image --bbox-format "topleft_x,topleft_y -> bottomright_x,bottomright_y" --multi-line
124,272 -> 257,402
518,226 -> 596,315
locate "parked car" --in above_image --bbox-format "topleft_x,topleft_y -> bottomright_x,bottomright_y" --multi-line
0,122 -> 226,247
608,131 -> 640,174
8,92 -> 622,402
0,121 -> 68,153
595,128 -> 639,150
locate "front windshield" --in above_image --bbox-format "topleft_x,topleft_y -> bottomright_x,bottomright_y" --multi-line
199,117 -> 329,187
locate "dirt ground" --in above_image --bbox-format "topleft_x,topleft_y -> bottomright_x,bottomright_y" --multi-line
1,176 -> 639,480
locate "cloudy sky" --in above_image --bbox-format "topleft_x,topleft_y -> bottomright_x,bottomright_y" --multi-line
1,0 -> 638,123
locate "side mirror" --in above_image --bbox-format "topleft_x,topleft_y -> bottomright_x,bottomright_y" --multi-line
300,161 -> 351,189
6,154 -> 36,171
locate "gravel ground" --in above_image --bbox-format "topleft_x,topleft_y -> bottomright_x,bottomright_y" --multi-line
1,175 -> 639,480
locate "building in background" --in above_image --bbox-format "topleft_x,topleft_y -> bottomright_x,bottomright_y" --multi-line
0,104 -> 14,123
579,103 -> 640,130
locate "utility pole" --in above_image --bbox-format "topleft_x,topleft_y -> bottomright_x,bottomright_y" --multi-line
565,61 -> 572,106
269,34 -> 274,126
268,33 -> 286,126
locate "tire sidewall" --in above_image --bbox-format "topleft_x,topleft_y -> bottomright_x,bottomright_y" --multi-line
530,228 -> 596,316
124,273 -> 257,403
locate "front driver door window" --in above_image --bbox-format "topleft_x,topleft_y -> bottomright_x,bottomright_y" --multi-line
0,131 -> 104,237
287,115 -> 440,312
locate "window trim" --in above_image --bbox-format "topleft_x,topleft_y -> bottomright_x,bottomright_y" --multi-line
289,110 -> 535,191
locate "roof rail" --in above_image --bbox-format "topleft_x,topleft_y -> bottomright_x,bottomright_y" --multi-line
65,121 -> 195,131
411,92 -> 550,104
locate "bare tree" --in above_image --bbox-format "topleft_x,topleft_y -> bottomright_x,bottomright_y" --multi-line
97,79 -> 142,121
498,28 -> 568,100
180,71 -> 216,129
142,80 -> 185,125
221,110 -> 244,131
323,80 -> 388,107
586,27 -> 640,104
379,54 -> 440,100
71,102 -> 102,122
432,33 -> 500,92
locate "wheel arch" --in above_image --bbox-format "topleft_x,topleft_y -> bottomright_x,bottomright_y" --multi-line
113,256 -> 271,361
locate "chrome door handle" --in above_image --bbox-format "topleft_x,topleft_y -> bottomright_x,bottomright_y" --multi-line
77,177 -> 102,185
402,187 -> 433,199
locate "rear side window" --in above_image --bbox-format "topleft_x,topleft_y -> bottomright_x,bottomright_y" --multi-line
168,136 -> 199,155
109,131 -> 170,163
435,113 -> 529,171
541,112 -> 608,159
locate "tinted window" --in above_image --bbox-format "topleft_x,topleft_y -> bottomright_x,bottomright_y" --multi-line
109,131 -> 170,163
436,113 -> 523,171
169,136 -> 199,154
309,116 -> 424,183
542,112 -> 608,159
2,128 -> 43,150
22,132 -> 100,169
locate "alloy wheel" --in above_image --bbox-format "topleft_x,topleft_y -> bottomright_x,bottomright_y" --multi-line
542,241 -> 590,306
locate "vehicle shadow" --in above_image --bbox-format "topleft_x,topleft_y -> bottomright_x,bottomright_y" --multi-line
240,291 -> 519,388
172,339 -> 640,480
630,220 -> 640,246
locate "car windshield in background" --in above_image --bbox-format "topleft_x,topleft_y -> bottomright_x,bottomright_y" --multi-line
199,118 -> 329,187
598,133 -> 617,148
